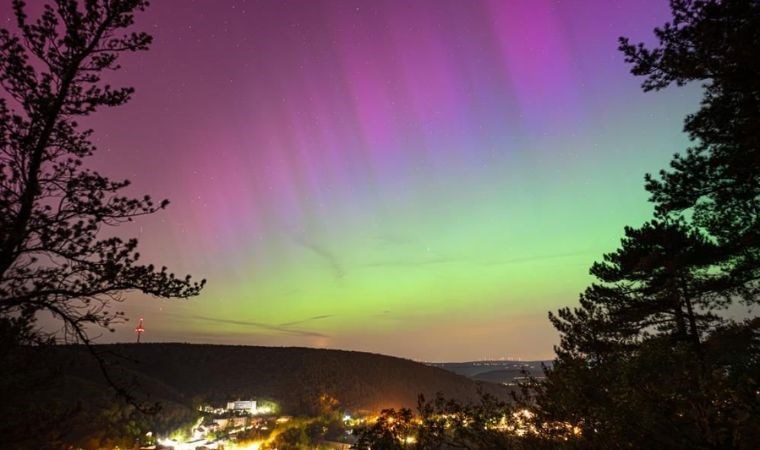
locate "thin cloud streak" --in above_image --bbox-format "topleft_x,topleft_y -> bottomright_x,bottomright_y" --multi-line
279,314 -> 334,327
166,313 -> 330,338
360,250 -> 593,270
480,250 -> 596,266
290,233 -> 347,280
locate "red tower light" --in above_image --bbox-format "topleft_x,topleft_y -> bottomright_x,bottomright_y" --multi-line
135,318 -> 145,343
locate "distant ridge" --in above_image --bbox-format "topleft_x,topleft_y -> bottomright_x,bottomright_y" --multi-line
45,343 -> 507,414
429,360 -> 551,380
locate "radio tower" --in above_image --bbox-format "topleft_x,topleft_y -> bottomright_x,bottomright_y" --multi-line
135,318 -> 145,343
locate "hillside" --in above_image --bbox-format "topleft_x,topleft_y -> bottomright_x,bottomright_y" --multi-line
1,344 -> 508,447
46,343 -> 506,414
470,369 -> 531,384
429,360 -> 550,385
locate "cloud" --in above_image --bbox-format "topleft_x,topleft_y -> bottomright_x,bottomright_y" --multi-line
290,233 -> 346,280
481,250 -> 594,266
279,314 -> 334,327
361,256 -> 455,269
358,249 -> 592,271
373,310 -> 397,319
168,313 -> 330,338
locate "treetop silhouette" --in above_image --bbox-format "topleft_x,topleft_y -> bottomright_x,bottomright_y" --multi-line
0,0 -> 205,346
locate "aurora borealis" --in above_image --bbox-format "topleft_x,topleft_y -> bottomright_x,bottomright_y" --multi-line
27,0 -> 701,361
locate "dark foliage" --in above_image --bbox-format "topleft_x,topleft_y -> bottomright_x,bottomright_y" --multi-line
23,343 -> 504,443
0,0 -> 204,347
352,392 -> 559,450
0,1 -> 204,447
271,425 -> 311,450
76,344 -> 503,412
354,407 -> 416,450
620,0 -> 759,296
536,1 -> 760,449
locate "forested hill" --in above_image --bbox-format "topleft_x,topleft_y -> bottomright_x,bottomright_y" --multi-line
47,343 -> 506,414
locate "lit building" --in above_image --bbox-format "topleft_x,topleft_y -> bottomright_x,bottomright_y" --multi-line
226,400 -> 257,413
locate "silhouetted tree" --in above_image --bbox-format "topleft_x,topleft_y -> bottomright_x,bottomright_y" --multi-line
552,220 -> 725,354
0,1 -> 204,447
620,0 -> 759,297
353,407 -> 416,450
352,393 -> 559,450
533,320 -> 760,449
270,425 -> 311,450
0,0 -> 204,347
534,1 -> 760,448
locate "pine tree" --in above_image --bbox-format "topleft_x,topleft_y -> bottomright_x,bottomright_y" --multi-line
620,0 -> 759,299
0,0 -> 204,346
0,2 -> 206,446
537,1 -> 760,447
543,221 -> 731,448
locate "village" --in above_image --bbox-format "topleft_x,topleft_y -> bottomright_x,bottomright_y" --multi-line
152,399 -> 355,450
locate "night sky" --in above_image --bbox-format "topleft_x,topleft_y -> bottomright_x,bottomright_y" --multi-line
9,0 -> 700,361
